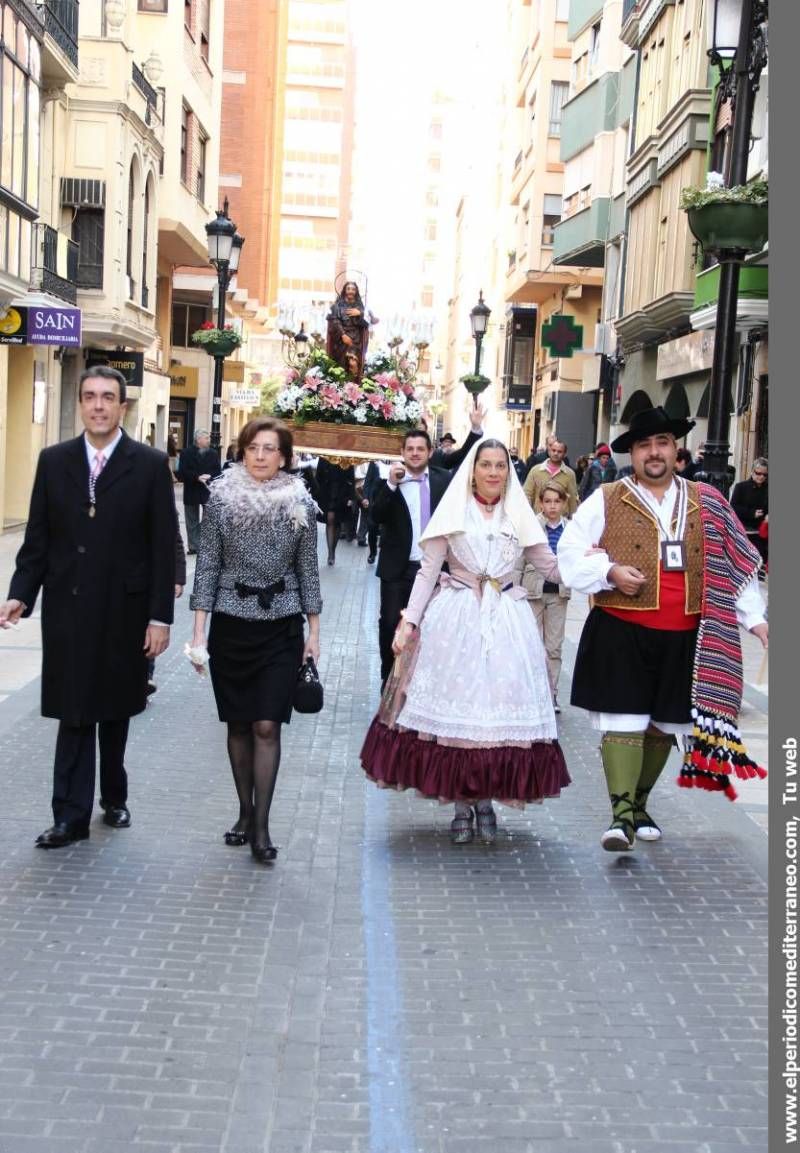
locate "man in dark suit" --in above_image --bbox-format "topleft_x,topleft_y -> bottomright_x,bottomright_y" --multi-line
370,430 -> 455,685
177,428 -> 221,554
0,366 -> 178,848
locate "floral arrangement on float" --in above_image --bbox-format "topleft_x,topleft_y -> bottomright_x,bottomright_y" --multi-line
273,348 -> 424,430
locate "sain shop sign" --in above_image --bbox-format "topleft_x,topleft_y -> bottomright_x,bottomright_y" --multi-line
0,304 -> 82,346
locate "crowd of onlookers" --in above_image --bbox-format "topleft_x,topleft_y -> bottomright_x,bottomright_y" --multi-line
168,425 -> 768,579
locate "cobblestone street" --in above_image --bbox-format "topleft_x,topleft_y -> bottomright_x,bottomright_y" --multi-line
0,532 -> 768,1153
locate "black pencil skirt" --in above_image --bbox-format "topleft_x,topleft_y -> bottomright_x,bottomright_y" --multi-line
207,612 -> 305,724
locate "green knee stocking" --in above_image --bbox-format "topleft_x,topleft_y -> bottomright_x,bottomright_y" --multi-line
634,732 -> 675,822
601,732 -> 645,843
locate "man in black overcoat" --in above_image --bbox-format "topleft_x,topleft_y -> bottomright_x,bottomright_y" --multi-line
0,366 -> 178,848
177,428 -> 221,554
370,429 -> 457,686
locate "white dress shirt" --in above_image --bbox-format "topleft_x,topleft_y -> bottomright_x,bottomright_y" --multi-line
84,428 -> 123,471
387,469 -> 428,562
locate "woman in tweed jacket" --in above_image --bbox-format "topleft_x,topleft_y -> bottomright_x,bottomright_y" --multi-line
190,417 -> 322,864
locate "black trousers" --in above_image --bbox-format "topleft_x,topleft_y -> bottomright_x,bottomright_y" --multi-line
379,561 -> 420,686
52,719 -> 130,828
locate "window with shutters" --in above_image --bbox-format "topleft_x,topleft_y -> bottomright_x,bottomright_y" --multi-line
548,82 -> 569,136
198,0 -> 209,58
72,209 -> 105,289
542,194 -> 562,246
197,133 -> 207,203
181,104 -> 190,187
171,302 -> 213,347
126,165 -> 135,293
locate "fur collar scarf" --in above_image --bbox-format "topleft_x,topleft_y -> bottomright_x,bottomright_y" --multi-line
210,465 -> 311,530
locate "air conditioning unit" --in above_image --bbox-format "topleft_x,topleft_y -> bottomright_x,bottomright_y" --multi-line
565,284 -> 583,300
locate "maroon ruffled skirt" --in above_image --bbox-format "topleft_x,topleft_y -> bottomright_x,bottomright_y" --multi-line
360,718 -> 570,805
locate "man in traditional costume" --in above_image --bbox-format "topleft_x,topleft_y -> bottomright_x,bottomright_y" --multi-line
558,406 -> 768,852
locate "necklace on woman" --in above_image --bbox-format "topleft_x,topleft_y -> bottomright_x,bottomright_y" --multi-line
473,491 -> 501,507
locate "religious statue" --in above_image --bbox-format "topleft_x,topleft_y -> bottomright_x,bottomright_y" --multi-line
326,279 -> 373,380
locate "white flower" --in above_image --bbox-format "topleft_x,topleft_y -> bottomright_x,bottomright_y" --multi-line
405,400 -> 422,420
354,405 -> 368,423
706,171 -> 725,190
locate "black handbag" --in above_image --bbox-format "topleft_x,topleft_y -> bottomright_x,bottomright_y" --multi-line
293,657 -> 324,714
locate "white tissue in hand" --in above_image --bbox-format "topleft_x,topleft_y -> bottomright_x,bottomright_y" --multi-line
184,643 -> 209,674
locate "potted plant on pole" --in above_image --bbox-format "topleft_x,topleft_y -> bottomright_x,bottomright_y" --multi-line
191,321 -> 243,359
680,174 -> 768,256
459,372 -> 492,398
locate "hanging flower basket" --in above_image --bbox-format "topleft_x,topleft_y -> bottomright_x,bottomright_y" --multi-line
680,178 -> 768,256
191,323 -> 243,358
459,373 -> 492,397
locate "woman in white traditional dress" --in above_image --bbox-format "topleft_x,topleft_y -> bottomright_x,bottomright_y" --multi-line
360,438 -> 570,843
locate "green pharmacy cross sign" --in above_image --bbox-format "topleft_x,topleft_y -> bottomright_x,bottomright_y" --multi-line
541,313 -> 583,359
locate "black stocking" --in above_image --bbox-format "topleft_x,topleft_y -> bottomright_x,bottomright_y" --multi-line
326,512 -> 338,562
226,722 -> 254,833
251,720 -> 282,851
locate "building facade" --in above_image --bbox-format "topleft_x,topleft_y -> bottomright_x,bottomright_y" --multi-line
608,0 -> 767,475
501,0 -> 605,459
0,0 -> 80,530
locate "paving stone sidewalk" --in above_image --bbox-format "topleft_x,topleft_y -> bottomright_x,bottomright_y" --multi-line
0,536 -> 767,1153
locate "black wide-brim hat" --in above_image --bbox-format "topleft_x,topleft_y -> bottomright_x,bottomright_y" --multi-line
611,405 -> 696,454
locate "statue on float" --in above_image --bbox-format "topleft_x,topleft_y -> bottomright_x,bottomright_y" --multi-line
326,273 -> 377,381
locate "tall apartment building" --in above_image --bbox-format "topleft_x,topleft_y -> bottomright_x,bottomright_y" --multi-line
217,0 -> 355,383
552,0 -> 633,448
609,0 -> 768,472
218,0 -> 282,321
280,0 -> 353,302
501,0 -> 604,458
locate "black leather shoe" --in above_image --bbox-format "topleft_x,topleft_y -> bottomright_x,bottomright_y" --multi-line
250,841 -> 278,864
35,823 -> 90,849
367,553 -> 376,564
102,805 -> 131,828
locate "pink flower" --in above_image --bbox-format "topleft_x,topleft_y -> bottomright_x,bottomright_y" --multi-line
344,382 -> 363,404
367,393 -> 383,410
285,368 -> 300,383
303,378 -> 319,392
380,400 -> 395,420
401,383 -> 415,398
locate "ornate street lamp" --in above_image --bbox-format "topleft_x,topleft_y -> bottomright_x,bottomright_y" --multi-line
205,199 -> 245,453
461,291 -> 492,404
469,290 -> 491,375
697,0 -> 768,496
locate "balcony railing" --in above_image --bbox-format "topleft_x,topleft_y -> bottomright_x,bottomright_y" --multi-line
40,0 -> 79,68
622,0 -> 638,21
31,222 -> 79,304
132,61 -> 158,109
